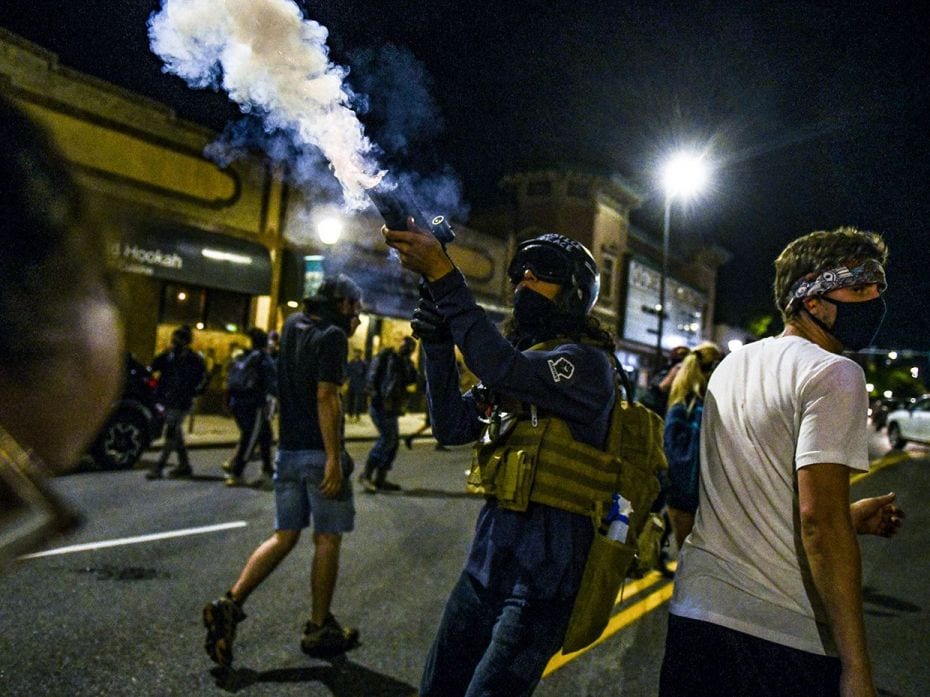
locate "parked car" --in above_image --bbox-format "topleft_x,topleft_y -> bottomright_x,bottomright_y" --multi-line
85,355 -> 165,470
885,396 -> 930,450
870,397 -> 907,430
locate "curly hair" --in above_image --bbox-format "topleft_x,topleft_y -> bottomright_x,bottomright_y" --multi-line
773,227 -> 888,323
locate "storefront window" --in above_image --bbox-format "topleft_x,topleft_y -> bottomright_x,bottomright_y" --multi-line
205,289 -> 250,333
161,284 -> 205,325
159,284 -> 250,332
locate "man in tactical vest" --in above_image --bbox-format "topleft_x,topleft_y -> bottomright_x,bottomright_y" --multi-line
384,223 -> 662,697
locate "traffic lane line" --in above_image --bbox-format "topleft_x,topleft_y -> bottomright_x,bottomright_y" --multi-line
18,521 -> 248,559
544,567 -> 674,676
851,450 -> 914,485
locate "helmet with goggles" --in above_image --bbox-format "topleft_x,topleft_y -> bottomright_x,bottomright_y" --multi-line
507,233 -> 600,317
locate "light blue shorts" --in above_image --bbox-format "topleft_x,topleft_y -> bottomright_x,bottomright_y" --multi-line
273,449 -> 355,534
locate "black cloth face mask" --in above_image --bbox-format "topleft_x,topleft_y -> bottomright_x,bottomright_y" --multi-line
807,295 -> 886,350
510,286 -> 580,348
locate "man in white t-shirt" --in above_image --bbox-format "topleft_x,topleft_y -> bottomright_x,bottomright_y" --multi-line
660,227 -> 905,697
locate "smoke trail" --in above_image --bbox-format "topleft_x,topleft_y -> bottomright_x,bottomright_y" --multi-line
148,0 -> 384,210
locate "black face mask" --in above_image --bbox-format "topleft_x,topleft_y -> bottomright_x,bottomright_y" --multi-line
318,304 -> 354,335
810,296 -> 886,350
513,287 -> 557,335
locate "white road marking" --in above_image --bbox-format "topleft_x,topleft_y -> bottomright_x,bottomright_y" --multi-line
18,521 -> 248,559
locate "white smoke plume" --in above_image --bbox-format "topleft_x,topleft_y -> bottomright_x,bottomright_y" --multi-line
149,0 -> 384,210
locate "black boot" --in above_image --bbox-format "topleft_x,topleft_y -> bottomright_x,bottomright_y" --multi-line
374,468 -> 401,492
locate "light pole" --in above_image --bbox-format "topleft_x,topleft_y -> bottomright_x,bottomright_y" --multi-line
655,152 -> 707,364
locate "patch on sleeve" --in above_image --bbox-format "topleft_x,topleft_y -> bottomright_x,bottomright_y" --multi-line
548,356 -> 575,383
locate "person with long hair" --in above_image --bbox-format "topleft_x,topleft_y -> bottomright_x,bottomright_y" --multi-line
663,341 -> 722,548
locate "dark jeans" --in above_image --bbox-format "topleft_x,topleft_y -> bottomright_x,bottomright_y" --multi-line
229,403 -> 273,477
156,408 -> 189,470
346,387 -> 367,418
366,404 -> 400,472
659,613 -> 842,697
420,571 -> 574,697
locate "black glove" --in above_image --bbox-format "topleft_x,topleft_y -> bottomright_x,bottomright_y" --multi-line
411,296 -> 451,344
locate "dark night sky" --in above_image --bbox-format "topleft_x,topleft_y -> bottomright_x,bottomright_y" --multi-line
2,1 -> 928,349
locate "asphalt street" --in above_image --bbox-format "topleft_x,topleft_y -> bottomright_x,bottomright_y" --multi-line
0,433 -> 926,696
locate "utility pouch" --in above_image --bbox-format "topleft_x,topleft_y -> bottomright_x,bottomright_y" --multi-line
467,446 -> 535,512
561,520 -> 637,654
467,415 -> 544,512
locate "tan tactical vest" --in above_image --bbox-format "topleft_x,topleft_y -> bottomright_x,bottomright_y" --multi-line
465,340 -> 667,652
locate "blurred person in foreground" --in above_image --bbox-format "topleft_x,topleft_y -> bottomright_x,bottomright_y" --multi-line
660,227 -> 905,697
0,94 -> 123,566
662,340 -> 722,548
383,221 -> 662,697
202,275 -> 363,666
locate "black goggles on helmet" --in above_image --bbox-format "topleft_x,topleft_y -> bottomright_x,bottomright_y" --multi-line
507,244 -> 572,285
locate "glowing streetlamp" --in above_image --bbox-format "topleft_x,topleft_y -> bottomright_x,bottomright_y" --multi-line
655,151 -> 708,362
317,216 -> 344,245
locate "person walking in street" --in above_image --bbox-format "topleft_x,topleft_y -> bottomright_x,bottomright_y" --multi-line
641,345 -> 689,417
202,274 -> 363,667
661,340 -> 722,548
345,349 -> 368,422
146,325 -> 206,480
359,335 -> 418,492
383,224 -> 664,697
660,227 -> 905,697
222,327 -> 277,488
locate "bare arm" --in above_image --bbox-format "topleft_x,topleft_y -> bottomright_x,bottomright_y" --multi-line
658,362 -> 681,393
317,381 -> 344,498
798,463 -> 875,697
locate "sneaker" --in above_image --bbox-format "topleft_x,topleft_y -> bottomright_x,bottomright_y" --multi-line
300,613 -> 359,657
166,465 -> 193,478
403,435 -> 414,450
224,475 -> 245,487
358,474 -> 378,494
145,468 -> 163,480
221,460 -> 233,474
203,595 -> 246,667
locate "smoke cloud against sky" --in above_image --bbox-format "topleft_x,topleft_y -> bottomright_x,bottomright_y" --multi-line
1,1 -> 928,348
148,0 -> 383,210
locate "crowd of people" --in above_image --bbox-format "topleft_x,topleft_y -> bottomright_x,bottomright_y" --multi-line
1,93 -> 908,696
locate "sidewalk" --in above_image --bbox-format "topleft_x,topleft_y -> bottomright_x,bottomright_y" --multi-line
148,412 -> 433,450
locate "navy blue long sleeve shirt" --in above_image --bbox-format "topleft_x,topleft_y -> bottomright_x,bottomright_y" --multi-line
424,270 -> 616,599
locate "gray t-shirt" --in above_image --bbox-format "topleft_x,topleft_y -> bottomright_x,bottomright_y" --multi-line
670,335 -> 869,655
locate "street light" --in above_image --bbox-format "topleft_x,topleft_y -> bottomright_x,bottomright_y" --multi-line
317,216 -> 344,245
655,151 -> 708,363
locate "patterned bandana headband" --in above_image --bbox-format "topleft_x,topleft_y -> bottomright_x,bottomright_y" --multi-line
786,258 -> 887,312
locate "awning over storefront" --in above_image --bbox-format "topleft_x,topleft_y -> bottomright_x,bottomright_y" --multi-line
113,223 -> 272,295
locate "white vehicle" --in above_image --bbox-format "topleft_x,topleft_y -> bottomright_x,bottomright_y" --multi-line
886,396 -> 930,449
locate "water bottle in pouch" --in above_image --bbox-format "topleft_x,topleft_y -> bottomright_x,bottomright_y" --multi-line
605,493 -> 633,543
